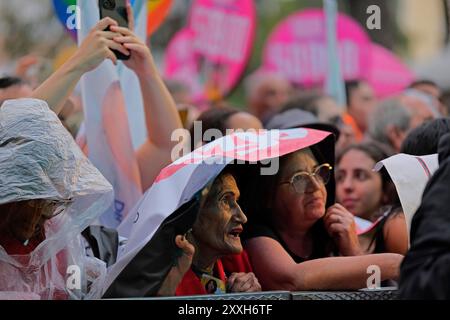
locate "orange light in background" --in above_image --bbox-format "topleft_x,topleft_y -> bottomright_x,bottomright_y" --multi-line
147,0 -> 173,36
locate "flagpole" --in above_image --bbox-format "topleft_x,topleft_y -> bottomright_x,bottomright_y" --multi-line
324,0 -> 347,108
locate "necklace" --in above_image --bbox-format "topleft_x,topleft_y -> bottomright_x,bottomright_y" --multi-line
191,263 -> 214,277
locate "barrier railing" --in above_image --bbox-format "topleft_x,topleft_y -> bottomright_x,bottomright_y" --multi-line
127,287 -> 397,300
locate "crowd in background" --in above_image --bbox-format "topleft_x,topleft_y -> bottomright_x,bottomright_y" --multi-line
2,4 -> 450,300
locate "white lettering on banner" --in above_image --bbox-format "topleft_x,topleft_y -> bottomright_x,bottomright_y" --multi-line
190,6 -> 250,62
268,42 -> 360,82
292,18 -> 323,38
173,37 -> 191,61
340,41 -> 359,77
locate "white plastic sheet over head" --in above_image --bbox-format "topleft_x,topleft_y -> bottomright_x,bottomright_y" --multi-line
0,99 -> 114,299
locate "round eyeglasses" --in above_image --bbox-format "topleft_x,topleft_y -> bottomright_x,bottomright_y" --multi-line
279,163 -> 333,194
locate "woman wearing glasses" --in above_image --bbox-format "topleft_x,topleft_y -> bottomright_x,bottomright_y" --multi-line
239,131 -> 403,291
0,199 -> 71,255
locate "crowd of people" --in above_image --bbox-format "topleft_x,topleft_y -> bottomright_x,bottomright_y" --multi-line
2,6 -> 450,300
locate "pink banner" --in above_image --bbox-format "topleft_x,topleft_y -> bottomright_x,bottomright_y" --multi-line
164,0 -> 256,103
262,9 -> 371,87
367,43 -> 415,98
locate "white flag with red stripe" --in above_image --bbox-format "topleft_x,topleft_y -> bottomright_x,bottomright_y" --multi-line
104,128 -> 332,291
375,153 -> 439,239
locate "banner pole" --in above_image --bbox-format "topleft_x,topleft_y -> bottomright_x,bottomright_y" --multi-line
324,0 -> 347,108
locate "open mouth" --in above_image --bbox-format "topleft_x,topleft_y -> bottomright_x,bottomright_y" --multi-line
228,226 -> 243,238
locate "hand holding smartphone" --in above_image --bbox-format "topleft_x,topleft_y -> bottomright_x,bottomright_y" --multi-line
99,0 -> 130,60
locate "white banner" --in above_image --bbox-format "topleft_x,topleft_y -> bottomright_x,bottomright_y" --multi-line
375,153 -> 439,238
78,0 -> 144,228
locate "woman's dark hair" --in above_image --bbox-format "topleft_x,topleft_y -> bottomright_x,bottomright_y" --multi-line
0,76 -> 24,89
344,79 -> 366,106
336,141 -> 399,207
400,118 -> 450,156
189,106 -> 240,150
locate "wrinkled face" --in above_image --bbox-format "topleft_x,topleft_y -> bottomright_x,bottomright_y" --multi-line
193,173 -> 247,256
336,149 -> 383,220
348,82 -> 376,132
274,149 -> 328,227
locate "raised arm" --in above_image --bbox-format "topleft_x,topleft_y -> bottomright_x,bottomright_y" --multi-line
31,18 -> 128,114
245,236 -> 402,291
112,6 -> 182,191
156,235 -> 195,296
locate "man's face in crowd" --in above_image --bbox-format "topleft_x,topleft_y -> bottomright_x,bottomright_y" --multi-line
348,82 -> 377,132
413,83 -> 446,116
253,78 -> 292,119
413,83 -> 441,101
401,95 -> 436,129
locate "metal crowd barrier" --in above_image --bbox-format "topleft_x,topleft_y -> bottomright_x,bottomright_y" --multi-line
146,291 -> 292,300
133,287 -> 397,300
291,287 -> 398,300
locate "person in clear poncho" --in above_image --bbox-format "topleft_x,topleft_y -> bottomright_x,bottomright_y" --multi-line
0,98 -> 114,300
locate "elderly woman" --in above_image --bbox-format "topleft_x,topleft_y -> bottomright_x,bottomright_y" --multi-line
0,99 -> 114,300
173,169 -> 261,295
0,98 -> 189,300
104,167 -> 261,297
239,131 -> 403,291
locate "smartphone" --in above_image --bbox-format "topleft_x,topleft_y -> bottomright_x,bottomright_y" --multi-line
99,0 -> 130,60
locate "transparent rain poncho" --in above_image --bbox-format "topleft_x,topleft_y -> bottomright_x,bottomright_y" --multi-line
0,99 -> 114,300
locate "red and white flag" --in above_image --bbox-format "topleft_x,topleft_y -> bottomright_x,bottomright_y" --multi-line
104,128 -> 332,294
375,153 -> 439,238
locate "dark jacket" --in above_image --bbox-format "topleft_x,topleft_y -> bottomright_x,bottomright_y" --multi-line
398,133 -> 450,299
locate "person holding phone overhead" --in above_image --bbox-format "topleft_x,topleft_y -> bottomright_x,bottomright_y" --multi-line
32,1 -> 183,191
99,0 -> 131,61
0,4 -> 188,299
